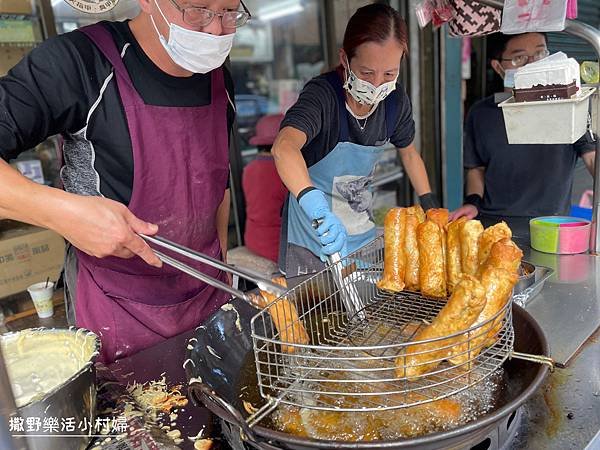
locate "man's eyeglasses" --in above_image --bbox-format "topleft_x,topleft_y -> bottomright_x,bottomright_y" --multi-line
501,49 -> 550,68
167,0 -> 251,29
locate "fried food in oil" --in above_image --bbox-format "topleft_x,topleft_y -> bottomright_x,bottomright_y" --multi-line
477,222 -> 512,266
417,220 -> 447,298
404,206 -> 426,290
395,275 -> 486,379
446,217 -> 467,293
257,277 -> 309,353
377,208 -> 407,292
459,220 -> 484,276
275,395 -> 461,441
448,267 -> 518,366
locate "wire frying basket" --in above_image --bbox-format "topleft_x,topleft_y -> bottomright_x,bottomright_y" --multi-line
250,236 -> 516,418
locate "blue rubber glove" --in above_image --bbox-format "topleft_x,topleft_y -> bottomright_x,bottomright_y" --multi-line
298,189 -> 348,260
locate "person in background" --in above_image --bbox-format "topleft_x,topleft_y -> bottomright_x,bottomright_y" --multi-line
450,32 -> 596,228
0,0 -> 250,362
272,4 -> 438,277
242,114 -> 288,263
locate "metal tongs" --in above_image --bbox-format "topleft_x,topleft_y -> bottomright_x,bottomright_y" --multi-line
312,220 -> 365,320
140,234 -> 287,302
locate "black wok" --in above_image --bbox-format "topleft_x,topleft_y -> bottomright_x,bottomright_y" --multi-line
185,298 -> 549,450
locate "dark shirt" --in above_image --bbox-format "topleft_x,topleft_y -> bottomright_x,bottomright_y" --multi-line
464,94 -> 594,217
281,71 -> 415,167
0,20 -> 235,204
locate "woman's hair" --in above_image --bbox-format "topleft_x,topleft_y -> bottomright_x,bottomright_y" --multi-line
343,4 -> 408,61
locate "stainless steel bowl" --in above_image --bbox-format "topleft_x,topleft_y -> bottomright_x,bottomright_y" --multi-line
515,261 -> 536,295
1,327 -> 100,450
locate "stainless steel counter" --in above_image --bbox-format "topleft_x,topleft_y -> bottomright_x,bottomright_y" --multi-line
513,238 -> 600,449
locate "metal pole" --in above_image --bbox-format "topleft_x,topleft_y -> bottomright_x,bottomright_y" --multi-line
0,344 -> 28,450
560,21 -> 600,254
470,0 -> 600,253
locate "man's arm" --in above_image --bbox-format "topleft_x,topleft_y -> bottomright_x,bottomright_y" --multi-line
0,159 -> 161,266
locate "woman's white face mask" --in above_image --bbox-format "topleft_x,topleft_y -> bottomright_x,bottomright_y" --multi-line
343,56 -> 398,106
150,0 -> 234,74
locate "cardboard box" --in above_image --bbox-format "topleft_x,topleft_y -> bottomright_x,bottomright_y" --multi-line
0,0 -> 33,15
0,222 -> 65,299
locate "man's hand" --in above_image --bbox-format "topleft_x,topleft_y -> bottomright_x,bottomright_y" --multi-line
56,195 -> 162,267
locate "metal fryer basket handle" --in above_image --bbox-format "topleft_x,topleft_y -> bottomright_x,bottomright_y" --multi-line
188,381 -> 280,449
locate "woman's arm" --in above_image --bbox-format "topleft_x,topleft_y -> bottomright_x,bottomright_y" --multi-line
398,142 -> 432,196
271,126 -> 311,196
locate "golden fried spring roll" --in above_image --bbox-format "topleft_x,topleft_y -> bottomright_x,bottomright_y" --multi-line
477,222 -> 512,266
409,204 -> 426,223
377,208 -> 407,292
258,277 -> 309,354
426,208 -> 449,229
395,275 -> 486,379
446,217 -> 467,293
448,267 -> 517,366
417,220 -> 447,298
459,220 -> 484,276
477,238 -> 523,277
404,207 -> 425,290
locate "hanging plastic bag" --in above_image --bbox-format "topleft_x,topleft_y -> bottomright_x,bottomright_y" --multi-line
415,0 -> 455,29
431,0 -> 456,28
566,0 -> 577,19
448,0 -> 502,37
415,0 -> 435,28
581,61 -> 599,84
500,0 -> 568,34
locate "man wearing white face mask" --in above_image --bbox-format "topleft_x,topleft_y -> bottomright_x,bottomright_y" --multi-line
0,0 -> 251,362
450,32 -> 596,226
272,4 -> 437,277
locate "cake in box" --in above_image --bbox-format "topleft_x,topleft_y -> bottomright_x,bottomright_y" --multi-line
514,52 -> 580,102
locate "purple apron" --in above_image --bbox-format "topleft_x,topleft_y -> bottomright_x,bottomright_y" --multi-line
75,24 -> 230,363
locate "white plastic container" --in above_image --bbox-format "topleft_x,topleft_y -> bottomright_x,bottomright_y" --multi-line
499,86 -> 595,144
514,52 -> 580,91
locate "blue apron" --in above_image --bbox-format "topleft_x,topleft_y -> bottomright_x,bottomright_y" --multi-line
281,72 -> 399,277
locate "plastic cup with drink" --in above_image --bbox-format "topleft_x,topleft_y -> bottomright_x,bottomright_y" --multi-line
27,279 -> 54,319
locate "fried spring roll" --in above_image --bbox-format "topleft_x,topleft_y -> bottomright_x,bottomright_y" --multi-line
377,208 -> 407,292
404,207 -> 425,290
477,238 -> 523,277
459,220 -> 484,276
395,275 -> 486,379
478,222 -> 512,266
417,220 -> 447,298
426,208 -> 449,229
258,277 -> 309,353
410,204 -> 426,223
446,217 -> 467,293
448,267 -> 518,366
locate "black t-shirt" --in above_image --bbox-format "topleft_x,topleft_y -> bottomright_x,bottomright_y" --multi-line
0,20 -> 235,204
464,94 -> 594,217
280,71 -> 415,167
